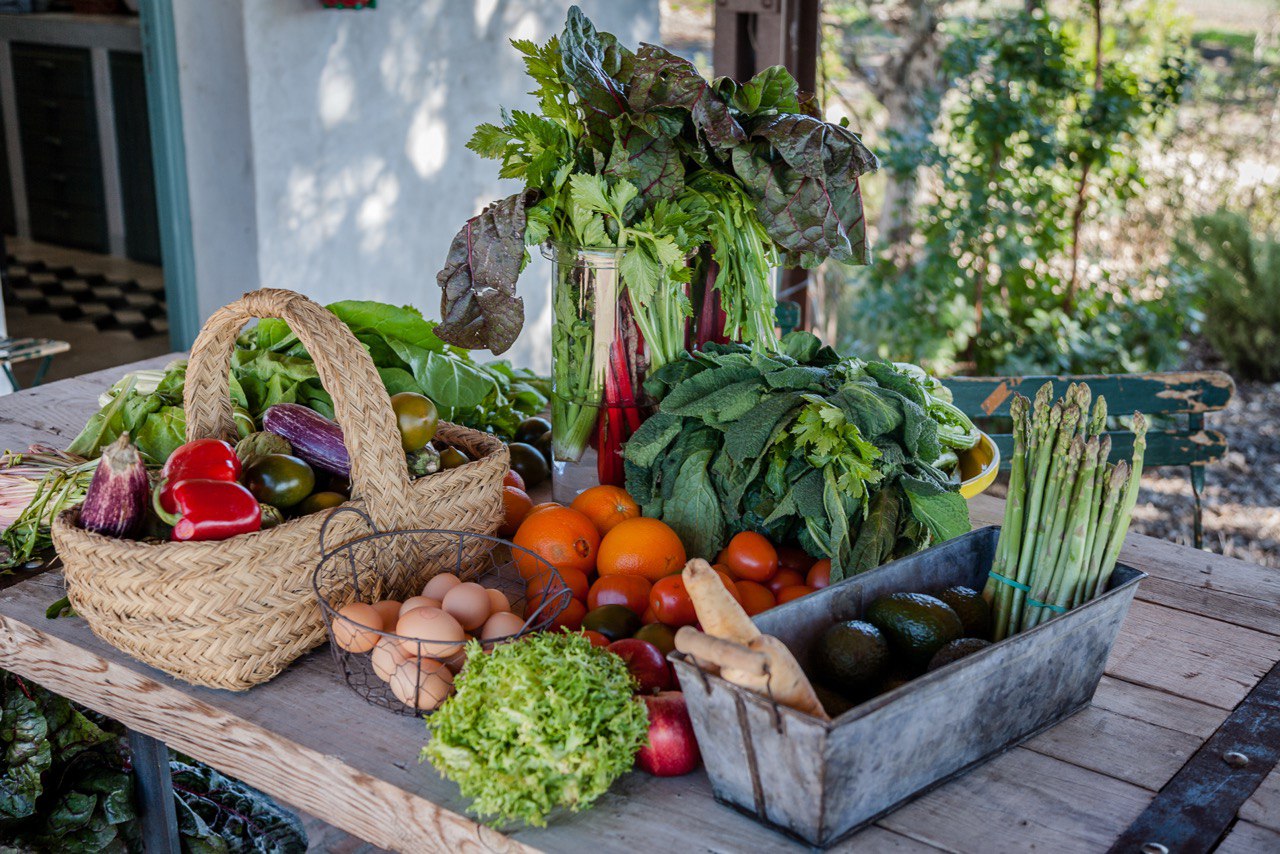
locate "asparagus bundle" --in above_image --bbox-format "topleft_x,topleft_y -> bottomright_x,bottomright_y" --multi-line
983,383 -> 1147,640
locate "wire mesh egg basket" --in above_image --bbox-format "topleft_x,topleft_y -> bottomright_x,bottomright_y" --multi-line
311,507 -> 569,715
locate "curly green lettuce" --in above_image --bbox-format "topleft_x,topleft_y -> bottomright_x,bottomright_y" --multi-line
422,633 -> 648,828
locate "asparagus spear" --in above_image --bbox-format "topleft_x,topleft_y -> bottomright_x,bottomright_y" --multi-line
1088,395 -> 1108,439
1072,434 -> 1112,606
1008,390 -> 1059,633
1022,434 -> 1082,632
1080,461 -> 1129,603
985,395 -> 1029,640
1092,413 -> 1148,599
1045,436 -> 1101,614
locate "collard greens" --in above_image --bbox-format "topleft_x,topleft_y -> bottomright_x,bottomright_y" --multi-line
623,334 -> 972,582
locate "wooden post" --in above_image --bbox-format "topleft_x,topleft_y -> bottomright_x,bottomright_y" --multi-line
128,727 -> 180,854
712,0 -> 821,330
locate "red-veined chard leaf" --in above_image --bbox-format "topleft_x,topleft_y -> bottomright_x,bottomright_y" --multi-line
560,6 -> 634,150
629,44 -> 744,149
605,115 -> 684,208
435,191 -> 536,355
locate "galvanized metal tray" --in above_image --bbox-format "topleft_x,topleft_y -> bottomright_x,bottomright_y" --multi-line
670,526 -> 1146,848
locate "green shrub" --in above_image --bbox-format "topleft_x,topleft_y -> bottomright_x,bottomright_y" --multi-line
1175,210 -> 1280,382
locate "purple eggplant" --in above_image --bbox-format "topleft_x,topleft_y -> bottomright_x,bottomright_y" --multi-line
80,433 -> 150,537
262,403 -> 351,477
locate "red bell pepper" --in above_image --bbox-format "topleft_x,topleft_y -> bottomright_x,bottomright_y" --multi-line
152,479 -> 262,542
158,439 -> 242,514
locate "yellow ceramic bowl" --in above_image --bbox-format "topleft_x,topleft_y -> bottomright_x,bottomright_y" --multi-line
958,431 -> 1000,499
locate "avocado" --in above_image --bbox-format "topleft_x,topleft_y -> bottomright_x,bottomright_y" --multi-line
813,683 -> 859,718
936,585 -> 992,639
864,592 -> 964,673
927,637 -> 993,671
810,620 -> 889,697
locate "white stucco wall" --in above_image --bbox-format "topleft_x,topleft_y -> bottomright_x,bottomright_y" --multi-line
176,0 -> 658,371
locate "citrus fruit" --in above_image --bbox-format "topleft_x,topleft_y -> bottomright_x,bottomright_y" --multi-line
722,531 -> 778,582
512,506 -> 600,579
499,485 -> 533,538
571,485 -> 641,536
597,517 -> 687,582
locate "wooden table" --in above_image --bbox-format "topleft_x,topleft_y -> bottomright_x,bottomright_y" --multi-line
0,362 -> 1278,853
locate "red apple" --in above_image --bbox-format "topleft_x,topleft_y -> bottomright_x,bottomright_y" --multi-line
607,638 -> 672,694
636,691 -> 701,777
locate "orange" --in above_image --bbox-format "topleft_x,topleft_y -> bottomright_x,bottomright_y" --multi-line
597,517 -> 687,582
571,485 -> 641,536
527,501 -> 561,518
499,485 -> 533,538
512,506 -> 600,579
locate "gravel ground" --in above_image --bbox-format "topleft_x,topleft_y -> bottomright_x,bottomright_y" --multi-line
1130,378 -> 1280,568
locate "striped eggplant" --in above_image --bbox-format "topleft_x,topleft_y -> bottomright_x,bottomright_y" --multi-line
262,403 -> 351,477
80,433 -> 150,537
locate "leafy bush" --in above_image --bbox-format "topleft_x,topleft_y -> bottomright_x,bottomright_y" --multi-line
1174,210 -> 1280,381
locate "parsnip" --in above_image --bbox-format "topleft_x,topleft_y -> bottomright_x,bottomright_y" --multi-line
682,558 -> 760,645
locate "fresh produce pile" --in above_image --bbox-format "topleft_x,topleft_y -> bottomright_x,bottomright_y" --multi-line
623,334 -> 976,580
67,301 -> 548,465
75,390 -> 453,544
0,446 -> 96,567
982,383 -> 1147,639
434,6 -> 877,469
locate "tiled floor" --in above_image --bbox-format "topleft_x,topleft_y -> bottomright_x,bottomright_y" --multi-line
2,238 -> 170,387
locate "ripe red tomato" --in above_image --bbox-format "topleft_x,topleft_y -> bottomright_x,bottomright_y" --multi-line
587,575 -> 652,616
580,629 -> 611,648
502,469 -> 526,491
807,558 -> 832,589
777,585 -> 815,604
734,580 -> 776,616
548,598 -> 586,632
714,568 -> 743,603
766,569 -> 805,597
649,575 -> 697,627
777,544 -> 817,574
722,531 -> 778,582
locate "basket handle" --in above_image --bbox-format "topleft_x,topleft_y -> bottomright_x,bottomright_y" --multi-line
183,288 -> 413,530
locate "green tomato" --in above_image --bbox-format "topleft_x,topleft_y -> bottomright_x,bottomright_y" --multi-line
438,446 -> 470,469
244,454 -> 315,509
298,491 -> 347,515
390,392 -> 440,452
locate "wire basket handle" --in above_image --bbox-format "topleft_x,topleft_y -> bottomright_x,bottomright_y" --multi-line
184,288 -> 413,530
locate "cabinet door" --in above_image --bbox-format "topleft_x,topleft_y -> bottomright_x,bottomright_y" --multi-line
110,51 -> 160,265
11,43 -> 108,253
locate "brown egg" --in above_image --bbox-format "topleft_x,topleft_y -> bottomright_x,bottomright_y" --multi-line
370,637 -> 411,682
389,658 -> 455,711
485,587 -> 511,614
395,607 -> 465,658
371,600 -> 402,632
399,595 -> 441,617
333,603 -> 382,653
441,582 -> 491,631
422,572 -> 461,601
480,610 -> 525,641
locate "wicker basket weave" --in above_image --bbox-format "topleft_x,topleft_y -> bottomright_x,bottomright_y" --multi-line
51,289 -> 507,691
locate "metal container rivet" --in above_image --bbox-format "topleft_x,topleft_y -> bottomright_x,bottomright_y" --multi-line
1141,843 -> 1169,854
1223,750 -> 1250,768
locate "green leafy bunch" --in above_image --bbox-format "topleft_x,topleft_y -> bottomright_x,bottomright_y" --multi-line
434,5 -> 879,356
623,333 -> 973,581
66,301 -> 549,463
423,634 -> 648,828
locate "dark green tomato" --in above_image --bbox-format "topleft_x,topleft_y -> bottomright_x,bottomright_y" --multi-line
581,604 -> 641,642
534,430 -> 553,464
244,454 -> 315,509
438,446 -> 470,469
233,406 -> 255,439
298,491 -> 347,515
390,392 -> 440,452
508,442 -> 549,487
514,416 -> 552,445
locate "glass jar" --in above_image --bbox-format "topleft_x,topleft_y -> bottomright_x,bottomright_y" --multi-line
547,245 -> 671,503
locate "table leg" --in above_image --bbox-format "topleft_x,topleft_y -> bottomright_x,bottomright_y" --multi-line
128,728 -> 180,853
30,355 -> 52,387
2,363 -> 18,393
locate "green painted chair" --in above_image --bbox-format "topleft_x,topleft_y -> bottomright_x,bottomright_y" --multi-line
940,372 -> 1235,549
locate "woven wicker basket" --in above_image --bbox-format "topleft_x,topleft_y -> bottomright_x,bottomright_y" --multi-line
51,289 -> 507,691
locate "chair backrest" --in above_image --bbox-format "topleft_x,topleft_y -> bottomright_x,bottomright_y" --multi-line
940,372 -> 1235,468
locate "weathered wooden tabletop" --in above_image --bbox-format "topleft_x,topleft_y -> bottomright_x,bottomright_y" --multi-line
0,361 -> 1277,853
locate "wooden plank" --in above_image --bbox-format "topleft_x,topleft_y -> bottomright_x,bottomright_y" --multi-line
1089,675 -> 1227,741
983,428 -> 1229,468
877,748 -> 1153,854
1215,821 -> 1280,854
941,371 -> 1235,416
1239,765 -> 1280,833
1104,600 -> 1280,710
1022,678 -> 1224,791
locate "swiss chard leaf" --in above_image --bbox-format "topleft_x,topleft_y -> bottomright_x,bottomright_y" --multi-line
728,66 -> 802,116
629,44 -> 744,148
604,116 -> 683,207
436,191 -> 534,355
0,687 -> 51,821
662,448 -> 726,560
560,6 -> 634,149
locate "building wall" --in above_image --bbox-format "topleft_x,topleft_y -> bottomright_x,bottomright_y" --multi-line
176,0 -> 658,371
